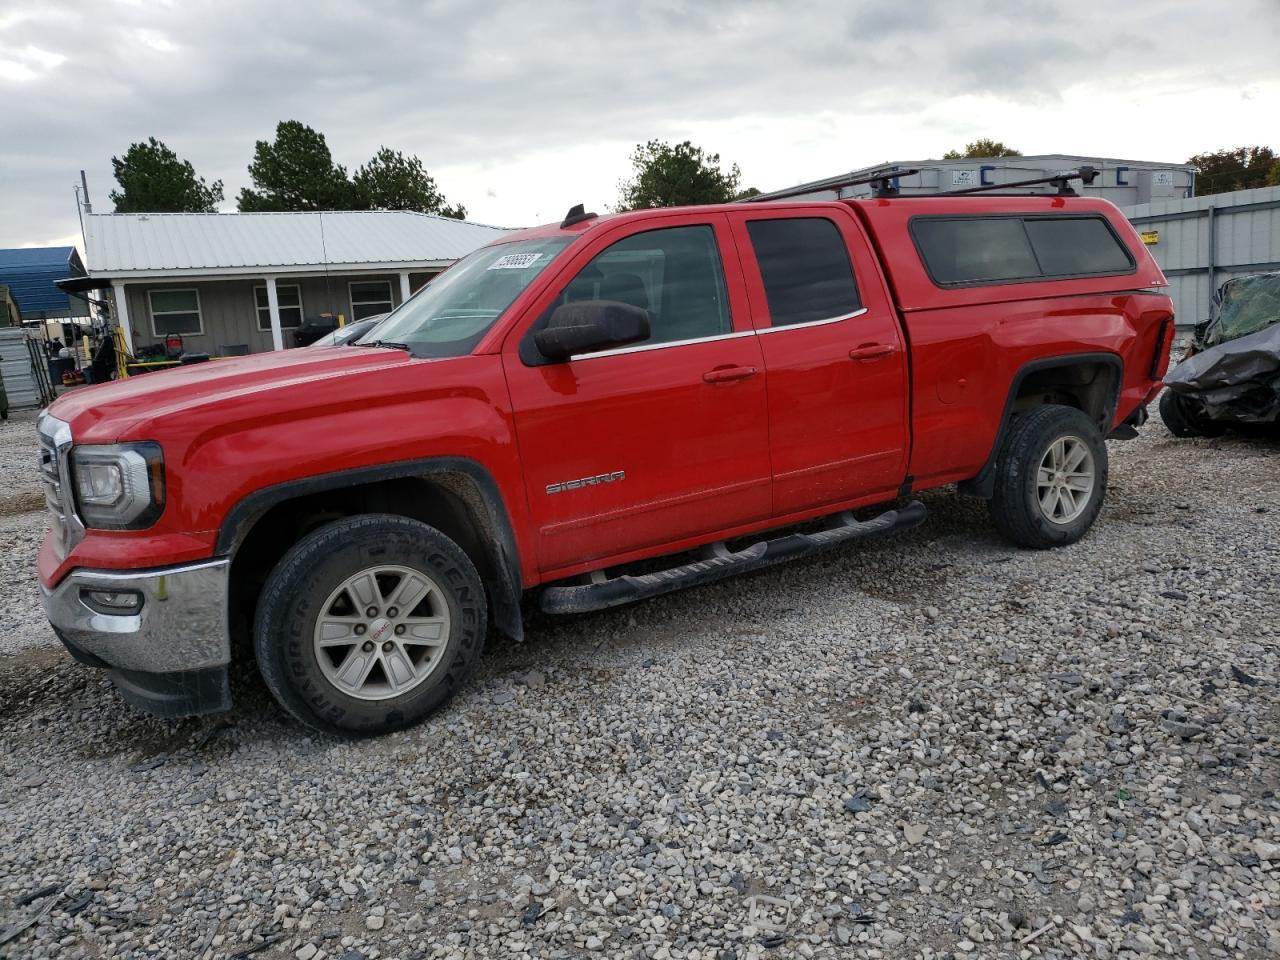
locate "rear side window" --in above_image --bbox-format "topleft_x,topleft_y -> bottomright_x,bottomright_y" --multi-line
746,218 -> 862,326
911,215 -> 1135,287
1022,217 -> 1135,276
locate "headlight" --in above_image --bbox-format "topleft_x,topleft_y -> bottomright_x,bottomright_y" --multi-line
70,442 -> 165,530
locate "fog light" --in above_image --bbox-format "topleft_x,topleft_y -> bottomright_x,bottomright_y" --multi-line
81,588 -> 143,616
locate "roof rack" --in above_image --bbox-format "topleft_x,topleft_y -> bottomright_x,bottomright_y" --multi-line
944,165 -> 1100,196
857,168 -> 921,198
739,166 -> 921,202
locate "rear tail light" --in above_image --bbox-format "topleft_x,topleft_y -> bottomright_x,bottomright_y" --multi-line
1151,316 -> 1176,380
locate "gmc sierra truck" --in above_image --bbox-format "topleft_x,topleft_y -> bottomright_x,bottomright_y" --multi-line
38,186 -> 1176,734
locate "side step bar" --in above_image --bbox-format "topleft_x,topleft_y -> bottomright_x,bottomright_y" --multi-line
539,500 -> 927,615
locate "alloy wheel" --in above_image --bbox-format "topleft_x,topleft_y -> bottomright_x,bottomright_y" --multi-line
1035,436 -> 1095,525
312,564 -> 451,701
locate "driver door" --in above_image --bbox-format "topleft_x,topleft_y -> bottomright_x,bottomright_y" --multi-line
502,214 -> 772,577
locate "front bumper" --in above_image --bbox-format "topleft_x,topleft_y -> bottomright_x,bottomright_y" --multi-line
41,558 -> 232,717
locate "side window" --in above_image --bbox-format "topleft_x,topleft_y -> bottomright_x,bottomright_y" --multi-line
912,218 -> 1040,285
559,224 -> 732,347
745,218 -> 862,326
1023,217 -> 1135,276
912,215 -> 1135,286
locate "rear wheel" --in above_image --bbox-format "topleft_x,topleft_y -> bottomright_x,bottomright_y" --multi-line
1159,391 -> 1226,438
989,404 -> 1108,549
255,514 -> 486,735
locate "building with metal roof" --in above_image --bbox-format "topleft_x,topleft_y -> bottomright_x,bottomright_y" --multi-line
750,154 -> 1197,207
78,210 -> 511,356
0,246 -> 89,321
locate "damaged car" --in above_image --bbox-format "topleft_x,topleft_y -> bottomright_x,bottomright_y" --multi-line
1160,272 -> 1280,437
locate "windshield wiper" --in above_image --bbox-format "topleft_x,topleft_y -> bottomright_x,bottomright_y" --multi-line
364,339 -> 412,352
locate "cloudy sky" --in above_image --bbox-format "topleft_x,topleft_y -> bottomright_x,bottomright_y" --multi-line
1,0 -> 1277,249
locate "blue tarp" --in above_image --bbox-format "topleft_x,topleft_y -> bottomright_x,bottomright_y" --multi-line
0,246 -> 87,320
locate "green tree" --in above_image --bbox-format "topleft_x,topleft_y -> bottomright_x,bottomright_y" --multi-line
1188,146 -> 1277,195
353,147 -> 466,218
1268,159 -> 1280,187
109,137 -> 223,213
942,138 -> 1023,159
616,140 -> 743,210
237,121 -> 357,211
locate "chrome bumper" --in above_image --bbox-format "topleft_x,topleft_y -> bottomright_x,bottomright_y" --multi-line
41,558 -> 231,674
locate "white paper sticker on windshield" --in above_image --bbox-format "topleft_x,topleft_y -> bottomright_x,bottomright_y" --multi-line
488,252 -> 542,270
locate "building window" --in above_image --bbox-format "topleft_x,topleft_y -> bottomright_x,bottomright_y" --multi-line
254,284 -> 304,330
148,288 -> 203,336
350,281 -> 394,321
745,218 -> 862,326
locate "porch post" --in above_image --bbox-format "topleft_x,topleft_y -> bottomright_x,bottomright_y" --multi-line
264,276 -> 284,351
111,281 -> 134,354
399,270 -> 412,303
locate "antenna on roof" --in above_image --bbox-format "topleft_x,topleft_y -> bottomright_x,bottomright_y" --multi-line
80,170 -> 93,214
561,204 -> 598,229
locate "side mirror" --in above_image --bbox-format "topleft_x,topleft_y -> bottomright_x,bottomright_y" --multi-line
534,300 -> 650,361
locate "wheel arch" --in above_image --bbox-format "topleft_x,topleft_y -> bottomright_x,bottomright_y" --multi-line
958,352 -> 1123,499
218,458 -> 524,653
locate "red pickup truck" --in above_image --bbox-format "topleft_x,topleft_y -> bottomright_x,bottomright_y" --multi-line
38,189 -> 1175,733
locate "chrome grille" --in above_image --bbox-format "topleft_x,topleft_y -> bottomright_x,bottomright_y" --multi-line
36,414 -> 79,558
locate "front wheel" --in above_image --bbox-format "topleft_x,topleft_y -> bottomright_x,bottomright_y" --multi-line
255,514 -> 487,735
989,405 -> 1108,549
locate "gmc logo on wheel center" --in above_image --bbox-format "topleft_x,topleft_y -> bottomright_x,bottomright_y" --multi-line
546,471 -> 626,495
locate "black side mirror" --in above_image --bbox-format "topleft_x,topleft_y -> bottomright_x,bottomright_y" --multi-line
534,300 -> 650,362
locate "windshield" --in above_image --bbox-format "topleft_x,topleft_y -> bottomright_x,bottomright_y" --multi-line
360,236 -> 574,357
1207,272 -> 1280,346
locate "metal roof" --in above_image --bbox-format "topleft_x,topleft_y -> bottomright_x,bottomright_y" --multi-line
83,210 -> 512,278
0,246 -> 86,319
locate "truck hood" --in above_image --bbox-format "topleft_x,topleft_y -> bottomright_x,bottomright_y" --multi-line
50,347 -> 415,442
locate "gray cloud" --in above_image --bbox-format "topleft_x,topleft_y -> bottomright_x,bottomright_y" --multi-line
1,0 -> 1277,246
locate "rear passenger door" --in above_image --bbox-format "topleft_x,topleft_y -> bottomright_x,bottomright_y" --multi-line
728,208 -> 910,514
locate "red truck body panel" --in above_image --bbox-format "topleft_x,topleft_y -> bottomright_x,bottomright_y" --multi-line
42,195 -> 1174,599
41,349 -> 539,587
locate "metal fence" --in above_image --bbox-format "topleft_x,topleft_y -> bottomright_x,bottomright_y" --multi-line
1121,186 -> 1280,329
0,327 -> 46,410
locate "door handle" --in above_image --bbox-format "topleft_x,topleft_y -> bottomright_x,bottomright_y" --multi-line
848,343 -> 895,361
702,365 -> 758,384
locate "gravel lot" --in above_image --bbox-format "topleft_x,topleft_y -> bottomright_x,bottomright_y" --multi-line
1,409 -> 1277,959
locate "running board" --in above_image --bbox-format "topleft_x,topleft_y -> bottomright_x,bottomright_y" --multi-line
539,500 -> 927,615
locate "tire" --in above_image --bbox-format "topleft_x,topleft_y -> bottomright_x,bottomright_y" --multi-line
254,514 -> 487,735
1159,390 -> 1226,438
989,405 -> 1108,550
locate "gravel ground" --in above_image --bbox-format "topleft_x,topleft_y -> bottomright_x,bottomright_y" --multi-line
1,412 -> 1277,959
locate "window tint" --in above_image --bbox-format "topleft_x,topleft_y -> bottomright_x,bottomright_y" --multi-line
559,225 -> 731,347
1023,217 -> 1134,276
912,215 -> 1135,286
912,218 -> 1040,285
746,218 -> 861,326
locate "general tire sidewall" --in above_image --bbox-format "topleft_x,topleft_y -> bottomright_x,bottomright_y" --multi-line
992,406 -> 1109,549
256,516 -> 486,735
